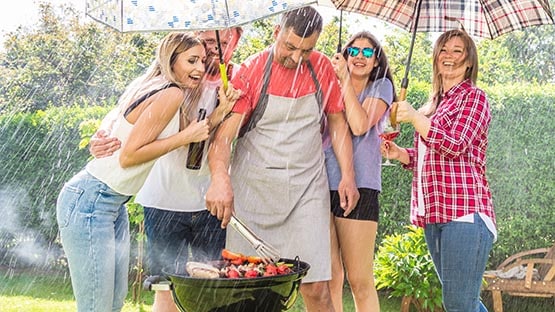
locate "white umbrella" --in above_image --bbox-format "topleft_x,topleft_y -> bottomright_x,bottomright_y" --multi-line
86,0 -> 318,88
85,0 -> 318,32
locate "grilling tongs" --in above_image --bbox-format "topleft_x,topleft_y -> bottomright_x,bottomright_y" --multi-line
228,215 -> 281,264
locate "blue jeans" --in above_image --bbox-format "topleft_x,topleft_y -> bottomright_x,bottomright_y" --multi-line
144,207 -> 225,275
424,213 -> 493,312
56,169 -> 131,312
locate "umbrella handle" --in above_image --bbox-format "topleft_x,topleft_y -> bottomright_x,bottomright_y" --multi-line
394,0 -> 422,128
398,88 -> 407,101
389,102 -> 398,128
337,10 -> 343,53
215,30 -> 228,91
390,88 -> 407,127
219,63 -> 228,91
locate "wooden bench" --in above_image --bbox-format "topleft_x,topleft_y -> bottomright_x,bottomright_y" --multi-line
482,242 -> 555,312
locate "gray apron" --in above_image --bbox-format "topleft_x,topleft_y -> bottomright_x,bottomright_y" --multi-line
227,57 -> 331,283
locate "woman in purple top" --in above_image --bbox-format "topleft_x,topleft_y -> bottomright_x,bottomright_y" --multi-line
326,31 -> 396,312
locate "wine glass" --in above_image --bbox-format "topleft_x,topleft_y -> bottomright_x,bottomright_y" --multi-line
379,110 -> 400,166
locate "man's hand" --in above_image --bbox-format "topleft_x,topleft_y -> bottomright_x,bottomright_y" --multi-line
206,113 -> 242,228
205,172 -> 234,228
89,129 -> 121,158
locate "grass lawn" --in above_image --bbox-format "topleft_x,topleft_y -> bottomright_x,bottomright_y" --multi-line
1,266 -> 403,311
2,267 -> 553,311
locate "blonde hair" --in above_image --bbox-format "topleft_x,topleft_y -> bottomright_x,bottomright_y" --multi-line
420,29 -> 478,116
150,32 -> 204,88
107,32 -> 205,127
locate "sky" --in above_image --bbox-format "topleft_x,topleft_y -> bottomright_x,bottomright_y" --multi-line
0,0 -> 85,35
0,0 -> 392,43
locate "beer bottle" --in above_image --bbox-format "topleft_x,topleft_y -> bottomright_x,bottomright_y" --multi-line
186,108 -> 207,170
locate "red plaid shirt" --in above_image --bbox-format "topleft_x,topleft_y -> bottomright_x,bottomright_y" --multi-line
403,79 -> 495,227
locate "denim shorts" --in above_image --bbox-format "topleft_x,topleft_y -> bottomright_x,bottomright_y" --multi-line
143,207 -> 225,275
331,188 -> 380,221
56,169 -> 131,312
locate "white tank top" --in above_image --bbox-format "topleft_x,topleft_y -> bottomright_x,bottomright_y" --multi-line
86,110 -> 180,196
134,79 -> 222,211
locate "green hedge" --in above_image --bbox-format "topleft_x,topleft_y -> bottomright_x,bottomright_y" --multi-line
0,104 -> 111,250
379,82 -> 555,268
0,82 -> 553,269
483,83 -> 555,266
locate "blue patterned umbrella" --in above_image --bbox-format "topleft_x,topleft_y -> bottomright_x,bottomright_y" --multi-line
86,0 -> 318,32
86,0 -> 318,89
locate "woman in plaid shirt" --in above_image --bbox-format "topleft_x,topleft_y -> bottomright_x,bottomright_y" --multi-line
381,29 -> 496,312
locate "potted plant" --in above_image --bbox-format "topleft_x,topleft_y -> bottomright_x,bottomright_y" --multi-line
374,225 -> 443,312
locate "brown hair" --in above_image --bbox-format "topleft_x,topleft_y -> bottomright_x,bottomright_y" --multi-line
342,31 -> 397,101
280,6 -> 323,38
421,29 -> 478,116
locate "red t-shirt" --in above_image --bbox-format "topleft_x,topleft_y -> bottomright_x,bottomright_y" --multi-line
231,48 -> 343,120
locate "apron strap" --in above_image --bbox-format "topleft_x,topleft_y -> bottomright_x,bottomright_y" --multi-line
237,50 -> 274,138
306,61 -> 325,133
123,83 -> 178,117
238,50 -> 324,138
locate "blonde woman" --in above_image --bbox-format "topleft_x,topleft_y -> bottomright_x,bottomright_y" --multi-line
56,32 -> 239,312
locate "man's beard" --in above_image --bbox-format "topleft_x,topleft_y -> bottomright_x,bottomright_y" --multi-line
280,56 -> 303,69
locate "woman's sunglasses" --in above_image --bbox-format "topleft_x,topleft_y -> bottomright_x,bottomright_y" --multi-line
347,47 -> 374,58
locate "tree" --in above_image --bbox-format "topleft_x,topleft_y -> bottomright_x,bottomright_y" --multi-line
383,29 -> 433,91
499,0 -> 555,83
232,19 -> 276,64
475,15 -> 555,86
315,15 -> 346,57
497,26 -> 555,83
233,14 -> 347,63
476,38 -> 516,86
0,2 -> 158,113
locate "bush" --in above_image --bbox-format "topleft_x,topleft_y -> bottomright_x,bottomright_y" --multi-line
0,104 -> 111,267
483,83 -> 555,266
374,226 -> 443,312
